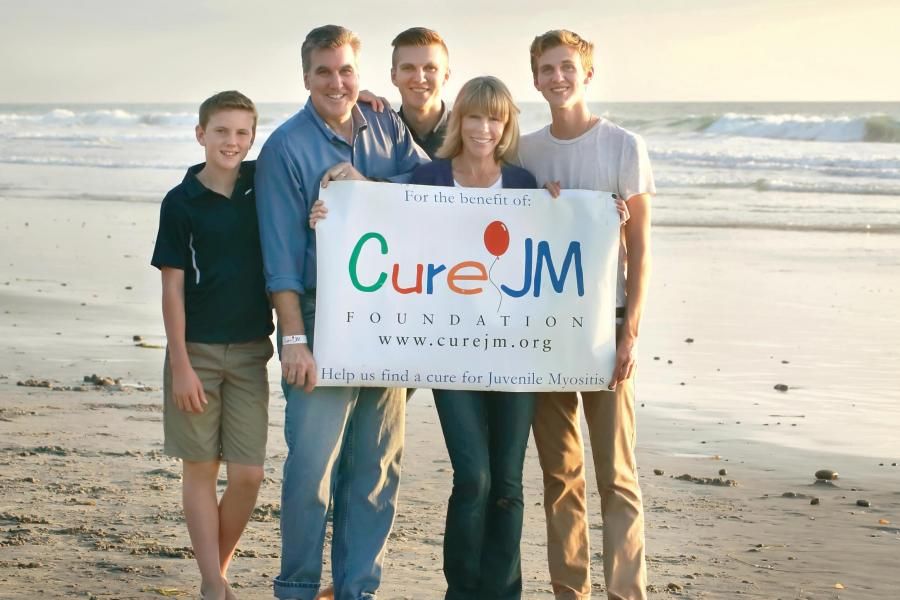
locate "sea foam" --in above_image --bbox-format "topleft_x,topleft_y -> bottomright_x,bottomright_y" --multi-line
701,113 -> 900,143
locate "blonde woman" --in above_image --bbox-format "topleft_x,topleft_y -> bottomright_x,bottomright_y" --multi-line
411,76 -> 537,600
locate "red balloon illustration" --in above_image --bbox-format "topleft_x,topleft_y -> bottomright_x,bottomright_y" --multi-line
483,221 -> 510,257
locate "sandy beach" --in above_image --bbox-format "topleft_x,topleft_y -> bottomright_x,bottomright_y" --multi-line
1,191 -> 899,599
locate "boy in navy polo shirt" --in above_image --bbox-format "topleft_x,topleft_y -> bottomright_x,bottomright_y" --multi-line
151,90 -> 274,600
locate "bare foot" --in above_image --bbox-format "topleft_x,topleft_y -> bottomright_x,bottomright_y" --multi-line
199,578 -> 227,600
224,582 -> 238,600
314,586 -> 335,600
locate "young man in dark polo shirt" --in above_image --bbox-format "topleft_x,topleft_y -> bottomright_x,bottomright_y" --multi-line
390,27 -> 451,158
151,90 -> 274,600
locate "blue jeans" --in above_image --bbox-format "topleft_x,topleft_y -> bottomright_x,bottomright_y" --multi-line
275,293 -> 405,600
433,389 -> 536,600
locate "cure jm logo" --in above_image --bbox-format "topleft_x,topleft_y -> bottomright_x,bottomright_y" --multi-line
347,221 -> 584,299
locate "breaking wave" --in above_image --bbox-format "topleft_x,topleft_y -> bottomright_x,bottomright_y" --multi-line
700,113 -> 900,143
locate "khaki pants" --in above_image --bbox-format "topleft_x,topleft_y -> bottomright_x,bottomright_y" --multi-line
532,379 -> 647,600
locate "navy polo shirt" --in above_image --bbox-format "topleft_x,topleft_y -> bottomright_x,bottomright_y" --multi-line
399,102 -> 449,159
151,161 -> 274,343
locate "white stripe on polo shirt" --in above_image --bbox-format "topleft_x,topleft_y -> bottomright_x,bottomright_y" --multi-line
189,233 -> 200,285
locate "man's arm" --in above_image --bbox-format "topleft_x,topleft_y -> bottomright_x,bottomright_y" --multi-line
256,138 -> 309,296
256,137 -> 318,392
610,192 -> 652,390
272,290 -> 317,392
160,267 -> 207,412
320,162 -> 367,188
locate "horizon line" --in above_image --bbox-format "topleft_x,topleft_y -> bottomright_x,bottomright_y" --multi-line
2,99 -> 899,105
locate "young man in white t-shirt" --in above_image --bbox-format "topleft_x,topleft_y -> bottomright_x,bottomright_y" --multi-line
517,30 -> 655,600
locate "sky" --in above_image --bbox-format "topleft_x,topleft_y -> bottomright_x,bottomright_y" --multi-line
1,0 -> 899,104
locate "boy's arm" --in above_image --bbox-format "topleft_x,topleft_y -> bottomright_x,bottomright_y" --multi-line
610,193 -> 652,390
358,89 -> 391,112
161,267 -> 207,412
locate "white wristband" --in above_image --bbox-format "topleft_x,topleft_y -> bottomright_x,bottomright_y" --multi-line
282,335 -> 308,345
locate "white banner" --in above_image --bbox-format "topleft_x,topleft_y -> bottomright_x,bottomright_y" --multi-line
313,180 -> 620,392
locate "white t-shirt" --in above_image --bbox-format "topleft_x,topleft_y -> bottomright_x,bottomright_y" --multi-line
517,119 -> 655,308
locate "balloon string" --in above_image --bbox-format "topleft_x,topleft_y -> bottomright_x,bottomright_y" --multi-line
488,256 -> 503,313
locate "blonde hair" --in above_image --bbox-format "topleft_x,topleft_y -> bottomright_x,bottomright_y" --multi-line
301,25 -> 361,75
437,76 -> 520,163
198,90 -> 257,132
529,29 -> 594,77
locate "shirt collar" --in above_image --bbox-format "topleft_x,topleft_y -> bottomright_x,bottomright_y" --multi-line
182,163 -> 206,199
182,161 -> 254,200
304,96 -> 368,145
399,101 -> 449,141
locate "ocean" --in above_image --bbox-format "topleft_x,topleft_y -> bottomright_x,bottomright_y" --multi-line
2,101 -> 899,233
2,102 -> 899,465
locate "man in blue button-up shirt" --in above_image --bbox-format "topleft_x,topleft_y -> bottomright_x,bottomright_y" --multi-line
255,25 -> 428,600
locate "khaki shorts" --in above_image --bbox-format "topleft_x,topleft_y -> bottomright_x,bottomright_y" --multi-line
163,337 -> 273,465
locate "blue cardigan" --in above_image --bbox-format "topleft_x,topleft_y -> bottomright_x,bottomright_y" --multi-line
410,158 -> 538,189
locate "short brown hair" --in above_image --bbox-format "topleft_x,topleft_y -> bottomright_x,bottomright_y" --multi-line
437,76 -> 520,164
529,29 -> 594,77
302,24 -> 361,76
198,90 -> 257,131
391,27 -> 449,67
